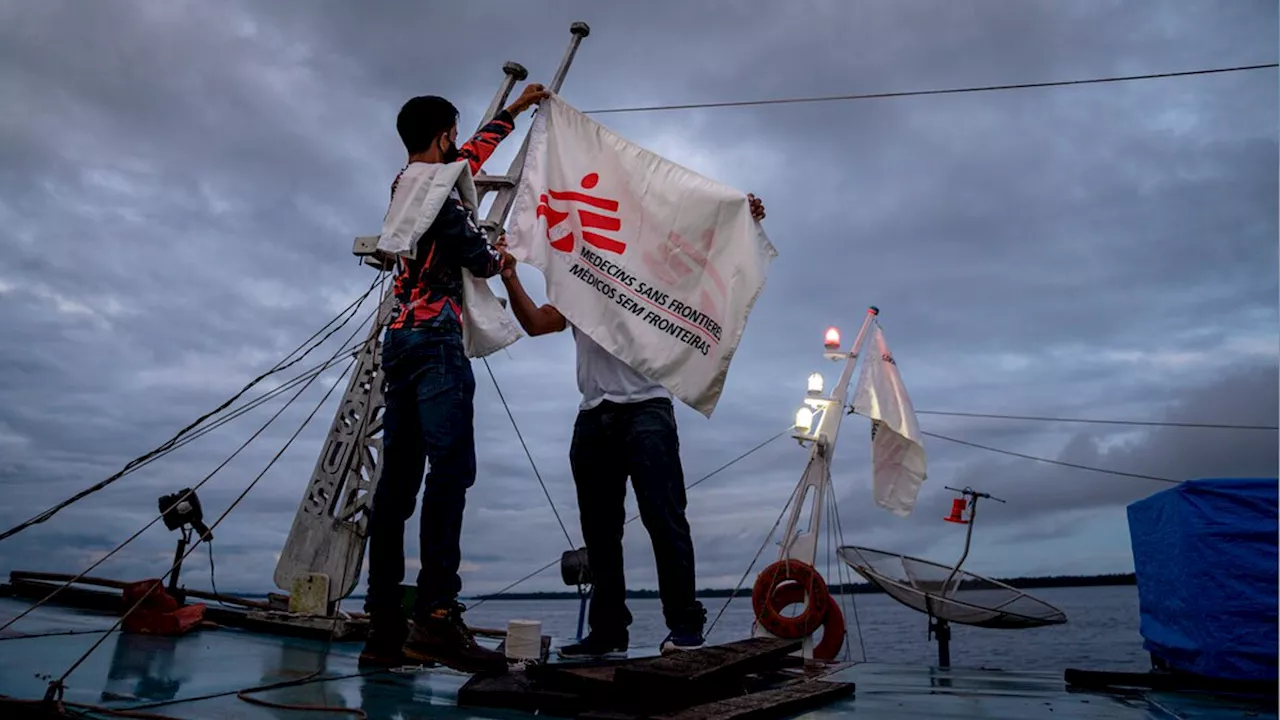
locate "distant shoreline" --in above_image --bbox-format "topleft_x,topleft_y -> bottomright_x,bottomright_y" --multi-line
470,573 -> 1137,601
217,573 -> 1136,602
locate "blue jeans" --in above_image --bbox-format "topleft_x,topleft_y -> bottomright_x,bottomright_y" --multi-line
569,397 -> 705,638
364,327 -> 476,620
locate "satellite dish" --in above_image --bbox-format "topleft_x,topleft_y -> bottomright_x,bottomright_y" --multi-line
835,545 -> 1067,629
837,486 -> 1067,666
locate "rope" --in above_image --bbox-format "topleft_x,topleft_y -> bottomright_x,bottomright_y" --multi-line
72,670 -> 386,715
206,542 -> 235,608
828,486 -> 866,663
916,409 -> 1278,431
0,275 -> 382,544
233,555 -> 367,718
236,691 -> 367,718
921,430 -> 1181,484
582,63 -> 1279,114
110,277 -> 390,717
2,697 -> 188,719
35,274 -> 386,688
624,427 -> 790,528
0,628 -> 115,643
823,486 -> 835,653
467,558 -> 561,611
480,358 -> 576,550
706,480 -> 802,639
468,427 -> 791,607
52,351 -> 358,687
0,348 -> 358,636
1,268 -> 388,637
680,429 -> 791,494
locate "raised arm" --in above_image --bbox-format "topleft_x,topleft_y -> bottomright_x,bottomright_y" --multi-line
458,84 -> 549,175
501,264 -> 566,336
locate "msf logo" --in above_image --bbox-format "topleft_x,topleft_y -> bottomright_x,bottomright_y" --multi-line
643,227 -> 727,318
537,173 -> 625,255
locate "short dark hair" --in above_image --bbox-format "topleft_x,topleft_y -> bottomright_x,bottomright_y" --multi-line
397,95 -> 459,154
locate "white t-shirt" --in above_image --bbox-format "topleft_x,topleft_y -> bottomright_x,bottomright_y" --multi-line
572,326 -> 671,411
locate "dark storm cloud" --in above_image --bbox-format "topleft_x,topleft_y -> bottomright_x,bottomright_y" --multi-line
0,0 -> 1274,601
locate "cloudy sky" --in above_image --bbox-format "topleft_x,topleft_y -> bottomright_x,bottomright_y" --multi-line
0,0 -> 1275,602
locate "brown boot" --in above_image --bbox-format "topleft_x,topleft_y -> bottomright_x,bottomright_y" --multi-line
402,602 -> 507,675
358,616 -> 411,668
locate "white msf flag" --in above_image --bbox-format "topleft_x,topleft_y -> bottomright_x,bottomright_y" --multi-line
851,324 -> 927,516
375,161 -> 523,359
507,95 -> 777,417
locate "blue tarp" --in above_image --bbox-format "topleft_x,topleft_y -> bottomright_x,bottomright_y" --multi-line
1127,477 -> 1278,681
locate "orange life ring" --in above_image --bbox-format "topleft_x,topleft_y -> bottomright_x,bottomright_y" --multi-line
751,560 -> 831,639
768,580 -> 845,661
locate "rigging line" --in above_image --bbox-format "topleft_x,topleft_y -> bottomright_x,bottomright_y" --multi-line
70,335 -> 366,493
118,297 -> 389,477
63,302 -> 381,710
706,480 -> 803,639
480,358 -> 576,550
921,430 -> 1180,484
582,63 -> 1279,115
162,285 -> 435,458
54,351 -> 359,688
119,670 -> 386,714
624,426 -> 791,528
0,629 -> 116,643
822,488 -> 849,663
828,485 -> 866,663
0,274 -> 381,544
682,428 -> 791,494
465,558 -> 560,611
469,427 -> 792,607
158,340 -> 366,454
206,542 -> 234,608
916,409 -> 1279,431
0,303 -> 374,636
234,468 -> 368,719
4,698 -> 187,720
824,483 -> 834,652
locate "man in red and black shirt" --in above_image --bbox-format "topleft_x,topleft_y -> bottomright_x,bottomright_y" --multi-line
361,84 -> 547,674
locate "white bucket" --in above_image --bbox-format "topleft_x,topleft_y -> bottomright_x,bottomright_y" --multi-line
505,619 -> 542,660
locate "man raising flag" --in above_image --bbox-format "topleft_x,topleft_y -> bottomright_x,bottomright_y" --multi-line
499,94 -> 775,658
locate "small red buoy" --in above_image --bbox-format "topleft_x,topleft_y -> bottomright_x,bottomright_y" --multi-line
944,498 -> 968,524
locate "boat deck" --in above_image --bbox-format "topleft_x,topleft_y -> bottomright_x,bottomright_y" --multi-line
0,599 -> 1272,719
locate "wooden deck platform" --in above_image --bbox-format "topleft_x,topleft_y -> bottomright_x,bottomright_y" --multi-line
458,638 -> 855,720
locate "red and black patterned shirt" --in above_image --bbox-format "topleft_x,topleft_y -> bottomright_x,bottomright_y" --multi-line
387,110 -> 515,333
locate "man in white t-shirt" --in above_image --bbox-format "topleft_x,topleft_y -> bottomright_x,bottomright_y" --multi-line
498,195 -> 766,658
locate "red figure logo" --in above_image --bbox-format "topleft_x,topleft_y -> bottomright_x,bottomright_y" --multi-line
643,227 -> 727,318
537,173 -> 626,255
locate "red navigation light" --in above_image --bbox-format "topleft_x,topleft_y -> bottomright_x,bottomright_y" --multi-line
823,327 -> 841,349
944,498 -> 969,524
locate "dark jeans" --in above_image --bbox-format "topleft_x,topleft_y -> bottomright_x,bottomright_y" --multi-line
569,397 -> 705,638
364,327 -> 476,621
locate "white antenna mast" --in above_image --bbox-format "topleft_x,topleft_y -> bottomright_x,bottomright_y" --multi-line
750,306 -> 878,661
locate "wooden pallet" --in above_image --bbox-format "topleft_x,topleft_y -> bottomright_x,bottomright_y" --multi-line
458,637 -> 854,720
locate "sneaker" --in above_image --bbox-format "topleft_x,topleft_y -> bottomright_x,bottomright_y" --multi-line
555,632 -> 629,660
359,616 -> 410,667
659,629 -> 705,655
402,601 -> 507,675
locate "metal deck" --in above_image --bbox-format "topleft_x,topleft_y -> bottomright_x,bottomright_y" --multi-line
0,599 -> 1272,719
